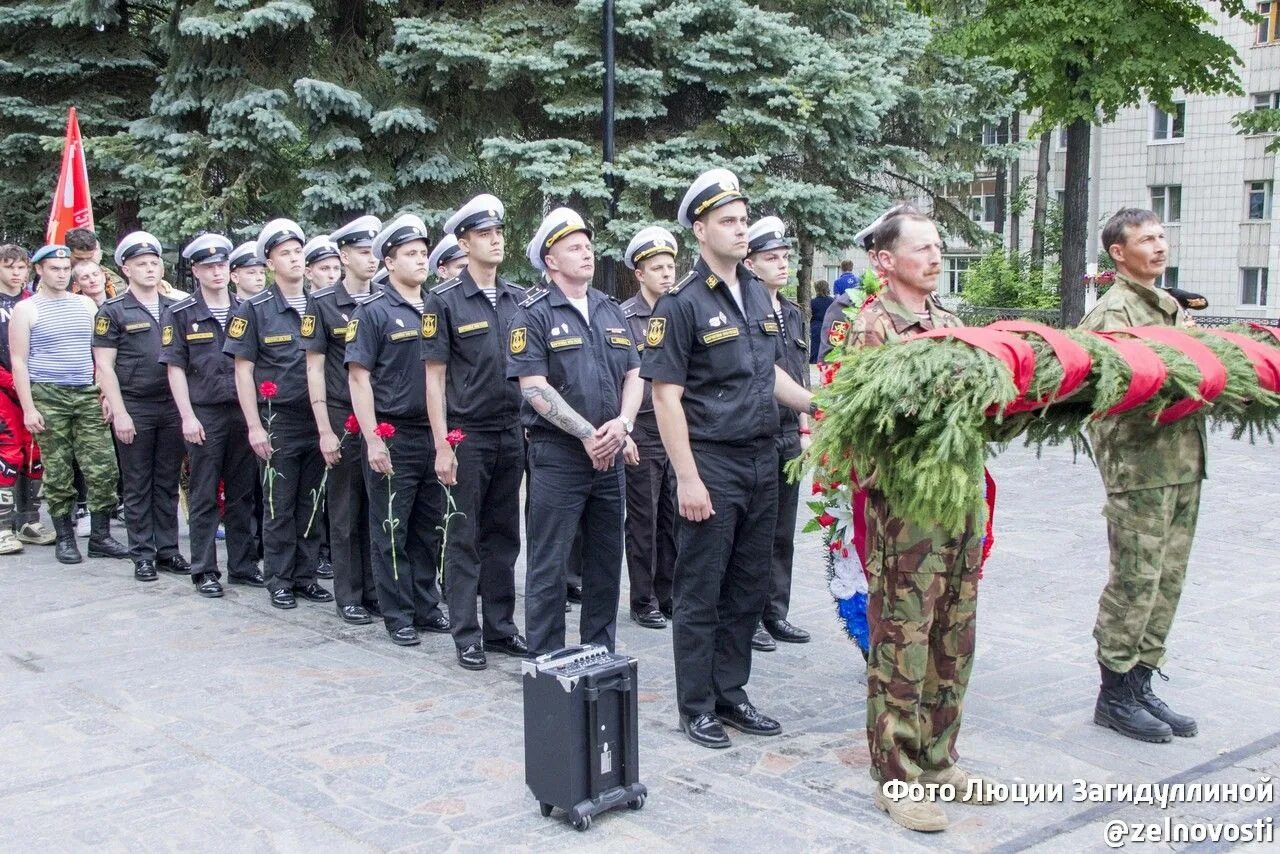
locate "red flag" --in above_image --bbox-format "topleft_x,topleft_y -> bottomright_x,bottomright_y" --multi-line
45,107 -> 94,245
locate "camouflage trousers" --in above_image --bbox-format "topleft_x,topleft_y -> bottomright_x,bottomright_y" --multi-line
1094,481 -> 1201,674
30,383 -> 119,518
864,490 -> 981,783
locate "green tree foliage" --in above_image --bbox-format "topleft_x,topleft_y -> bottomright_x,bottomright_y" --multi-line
959,248 -> 1059,309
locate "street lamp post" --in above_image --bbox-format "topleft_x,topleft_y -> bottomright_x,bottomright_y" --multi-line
601,0 -> 618,296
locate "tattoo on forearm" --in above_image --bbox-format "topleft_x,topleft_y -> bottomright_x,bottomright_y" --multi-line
522,385 -> 595,439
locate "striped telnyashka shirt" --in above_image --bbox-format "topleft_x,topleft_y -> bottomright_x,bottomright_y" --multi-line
28,291 -> 96,385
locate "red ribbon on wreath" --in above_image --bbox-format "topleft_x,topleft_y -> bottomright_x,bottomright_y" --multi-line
1090,333 -> 1167,417
1122,326 -> 1227,424
989,320 -> 1094,413
1204,330 -> 1280,393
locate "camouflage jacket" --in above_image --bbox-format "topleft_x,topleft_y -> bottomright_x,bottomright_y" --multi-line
1079,274 -> 1206,494
847,289 -> 962,347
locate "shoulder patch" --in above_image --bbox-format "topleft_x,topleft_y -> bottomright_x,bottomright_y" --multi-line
248,290 -> 274,305
623,304 -> 637,318
503,279 -> 527,295
345,318 -> 359,343
227,316 -> 248,339
364,291 -> 387,303
94,316 -> 110,336
170,296 -> 197,312
310,286 -> 335,299
161,325 -> 174,346
519,288 -> 549,309
509,326 -> 527,354
645,317 -> 666,348
667,272 -> 697,296
300,315 -> 316,338
431,277 -> 462,294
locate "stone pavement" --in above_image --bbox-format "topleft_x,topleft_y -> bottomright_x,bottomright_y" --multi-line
1,431 -> 1278,852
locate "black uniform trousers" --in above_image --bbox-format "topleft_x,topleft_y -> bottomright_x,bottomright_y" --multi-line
326,404 -> 374,610
764,434 -> 803,623
445,426 -> 522,648
187,403 -> 257,580
525,437 -> 625,657
362,422 -> 445,633
260,407 -> 322,593
672,439 -> 779,718
624,420 -> 675,614
116,398 -> 183,563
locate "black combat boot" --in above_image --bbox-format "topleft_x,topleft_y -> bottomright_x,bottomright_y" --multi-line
1094,663 -> 1172,743
1127,665 -> 1197,737
52,515 -> 82,564
86,512 -> 129,559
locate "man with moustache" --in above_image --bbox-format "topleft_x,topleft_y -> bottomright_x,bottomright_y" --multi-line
347,213 -> 450,647
640,169 -> 814,750
619,226 -> 679,629
743,216 -> 812,652
424,194 -> 529,670
301,215 -> 382,624
94,231 -> 188,583
223,219 -> 333,611
162,233 -> 263,597
506,207 -> 642,658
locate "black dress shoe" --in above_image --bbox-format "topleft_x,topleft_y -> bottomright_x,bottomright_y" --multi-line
293,583 -> 334,603
338,604 -> 372,625
660,604 -> 674,620
388,626 -> 420,646
751,623 -> 777,652
566,585 -> 583,603
156,554 -> 191,574
315,559 -> 334,580
764,618 -> 811,644
457,644 -> 487,670
415,614 -> 451,634
361,600 -> 382,618
228,568 -> 266,587
134,560 -> 158,582
196,573 -> 224,598
484,634 -> 529,658
715,702 -> 782,736
680,713 -> 731,749
270,588 -> 297,610
631,608 -> 667,629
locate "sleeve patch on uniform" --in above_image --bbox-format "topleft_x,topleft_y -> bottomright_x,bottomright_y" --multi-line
509,326 -> 527,354
828,319 -> 849,344
228,317 -> 248,339
95,316 -> 110,336
345,318 -> 359,343
645,317 -> 666,348
422,313 -> 437,338
300,315 -> 316,338
161,325 -> 174,346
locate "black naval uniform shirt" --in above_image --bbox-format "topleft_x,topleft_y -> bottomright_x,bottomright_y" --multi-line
299,282 -> 365,406
506,285 -> 639,444
640,257 -> 784,447
221,285 -> 311,412
620,293 -> 658,429
773,293 -> 810,439
343,285 -> 429,427
94,290 -> 180,405
158,291 -> 241,406
421,268 -> 525,431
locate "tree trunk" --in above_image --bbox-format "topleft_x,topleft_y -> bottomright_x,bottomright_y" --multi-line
1009,113 -> 1021,254
1060,118 -> 1090,326
796,228 -> 815,331
993,118 -> 1008,239
1030,130 -> 1051,271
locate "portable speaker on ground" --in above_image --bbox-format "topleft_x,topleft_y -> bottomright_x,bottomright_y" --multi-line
521,644 -> 647,831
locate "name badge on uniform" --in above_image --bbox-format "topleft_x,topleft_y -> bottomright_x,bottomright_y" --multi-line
300,315 -> 316,338
456,320 -> 489,335
760,320 -> 779,335
330,325 -> 348,339
549,336 -> 584,350
700,327 -> 739,346
186,331 -> 215,343
389,329 -> 419,342
608,336 -> 632,348
161,325 -> 174,346
228,317 -> 248,339
125,321 -> 151,333
263,334 -> 293,345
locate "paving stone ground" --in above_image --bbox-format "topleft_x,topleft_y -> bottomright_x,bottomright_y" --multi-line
1,430 -> 1278,852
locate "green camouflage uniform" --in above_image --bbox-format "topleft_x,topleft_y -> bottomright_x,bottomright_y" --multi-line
850,292 -> 983,782
1078,275 -> 1206,674
30,383 -> 118,518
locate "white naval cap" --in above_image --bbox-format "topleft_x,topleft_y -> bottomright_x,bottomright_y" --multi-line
746,216 -> 788,256
371,267 -> 391,290
623,226 -> 678,271
525,207 -> 592,273
428,233 -> 466,275
443,193 -> 505,237
302,235 -> 340,266
329,214 -> 382,249
854,203 -> 919,252
677,168 -> 747,229
181,233 -> 234,266
373,213 -> 430,262
228,241 -> 265,271
256,218 -> 306,260
114,230 -> 164,268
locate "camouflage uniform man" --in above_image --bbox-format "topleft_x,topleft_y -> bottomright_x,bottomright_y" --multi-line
1079,208 -> 1203,744
849,212 -> 998,833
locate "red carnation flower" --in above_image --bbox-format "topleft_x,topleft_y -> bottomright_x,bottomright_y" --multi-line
259,380 -> 278,399
811,482 -> 824,495
374,422 -> 396,440
828,539 -> 842,552
445,428 -> 466,448
344,414 -> 360,434
817,512 -> 836,528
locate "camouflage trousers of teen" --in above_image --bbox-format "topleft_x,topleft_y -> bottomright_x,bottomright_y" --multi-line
1094,481 -> 1201,674
30,383 -> 119,519
864,490 -> 981,783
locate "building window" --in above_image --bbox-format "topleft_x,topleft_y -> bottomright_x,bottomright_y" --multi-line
981,123 -> 1010,146
1156,268 -> 1179,289
945,256 -> 975,295
1252,91 -> 1280,110
1241,268 -> 1269,305
1056,126 -> 1069,150
1247,181 -> 1273,220
1150,185 -> 1182,223
969,193 -> 998,223
1259,1 -> 1278,44
1151,102 -> 1185,141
